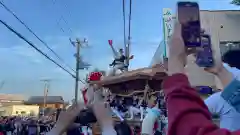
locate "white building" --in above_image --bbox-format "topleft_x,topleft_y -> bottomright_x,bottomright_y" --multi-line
198,10 -> 240,89
151,10 -> 240,89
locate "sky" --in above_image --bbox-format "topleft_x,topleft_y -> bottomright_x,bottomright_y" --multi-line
0,0 -> 239,101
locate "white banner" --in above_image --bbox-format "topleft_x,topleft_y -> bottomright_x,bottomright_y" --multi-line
163,8 -> 174,57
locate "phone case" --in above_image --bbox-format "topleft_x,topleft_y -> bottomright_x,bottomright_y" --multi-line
196,35 -> 214,67
177,2 -> 201,48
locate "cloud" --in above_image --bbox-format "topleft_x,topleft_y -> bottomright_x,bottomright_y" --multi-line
0,44 -> 48,64
129,38 -> 161,69
11,45 -> 44,63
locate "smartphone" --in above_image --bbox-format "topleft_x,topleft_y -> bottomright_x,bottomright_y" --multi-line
177,2 -> 201,47
196,34 -> 214,67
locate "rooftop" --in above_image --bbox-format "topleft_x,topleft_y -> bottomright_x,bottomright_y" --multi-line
25,96 -> 64,104
0,94 -> 25,101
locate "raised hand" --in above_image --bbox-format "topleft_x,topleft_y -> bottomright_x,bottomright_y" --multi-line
167,21 -> 186,75
48,102 -> 85,135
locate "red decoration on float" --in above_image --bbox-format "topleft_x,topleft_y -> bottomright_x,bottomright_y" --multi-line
88,72 -> 102,81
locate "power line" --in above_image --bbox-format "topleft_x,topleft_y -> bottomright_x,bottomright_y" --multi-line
128,0 -> 132,43
0,19 -> 76,78
122,0 -> 132,68
0,0 -> 75,73
122,0 -> 127,48
60,16 -> 73,34
50,0 -> 73,35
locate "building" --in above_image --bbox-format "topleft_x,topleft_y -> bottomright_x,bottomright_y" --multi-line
151,10 -> 240,89
0,105 -> 39,116
200,10 -> 240,89
0,94 -> 25,106
25,96 -> 64,109
0,94 -> 28,116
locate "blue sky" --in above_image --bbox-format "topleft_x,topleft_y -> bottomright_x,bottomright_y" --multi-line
0,0 -> 238,101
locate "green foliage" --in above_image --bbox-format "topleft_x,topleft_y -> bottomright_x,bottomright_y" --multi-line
231,0 -> 240,5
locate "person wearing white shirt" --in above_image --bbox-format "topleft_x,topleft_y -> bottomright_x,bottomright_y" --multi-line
204,62 -> 240,131
205,91 -> 240,131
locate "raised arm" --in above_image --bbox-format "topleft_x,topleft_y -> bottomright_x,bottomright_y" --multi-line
108,40 -> 118,58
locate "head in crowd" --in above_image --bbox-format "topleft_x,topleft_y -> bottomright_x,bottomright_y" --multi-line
222,49 -> 240,69
148,94 -> 158,107
114,122 -> 132,135
133,95 -> 138,100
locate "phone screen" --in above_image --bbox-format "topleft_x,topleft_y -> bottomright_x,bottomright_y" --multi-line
196,35 -> 214,67
178,2 -> 201,47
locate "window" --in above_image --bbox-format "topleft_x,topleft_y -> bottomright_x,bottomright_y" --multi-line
220,41 -> 240,56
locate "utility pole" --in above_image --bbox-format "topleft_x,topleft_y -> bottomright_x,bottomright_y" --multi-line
70,38 -> 88,103
0,81 -> 5,91
41,79 -> 51,116
126,37 -> 130,71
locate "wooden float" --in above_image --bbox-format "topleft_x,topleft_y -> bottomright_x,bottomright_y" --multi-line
90,65 -> 168,96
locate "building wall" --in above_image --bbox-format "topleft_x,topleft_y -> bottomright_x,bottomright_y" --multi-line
185,56 -> 215,87
168,10 -> 240,88
12,105 -> 39,116
37,103 -> 63,109
0,105 -> 39,116
0,94 -> 25,107
200,10 -> 240,89
150,10 -> 240,88
0,106 -> 13,116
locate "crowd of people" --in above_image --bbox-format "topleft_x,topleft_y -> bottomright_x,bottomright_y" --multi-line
107,94 -> 167,121
0,116 -> 54,135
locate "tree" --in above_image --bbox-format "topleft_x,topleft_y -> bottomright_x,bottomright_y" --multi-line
231,0 -> 240,5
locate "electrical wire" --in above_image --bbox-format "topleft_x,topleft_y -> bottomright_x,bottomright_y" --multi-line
0,0 -> 76,73
61,16 -> 73,34
122,0 -> 132,68
56,17 -> 66,33
127,0 -> 132,67
48,0 -> 86,84
128,0 -> 132,44
0,19 -> 76,79
122,0 -> 127,48
50,0 -> 73,35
